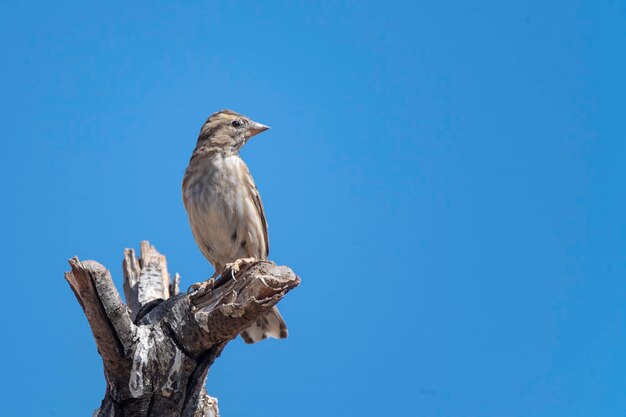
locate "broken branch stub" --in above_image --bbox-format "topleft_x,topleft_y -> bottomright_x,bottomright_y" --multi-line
123,241 -> 171,321
65,241 -> 299,417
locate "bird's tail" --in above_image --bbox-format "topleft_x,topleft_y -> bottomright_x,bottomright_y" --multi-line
240,306 -> 288,344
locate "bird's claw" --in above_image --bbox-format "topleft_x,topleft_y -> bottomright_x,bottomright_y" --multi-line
225,257 -> 256,274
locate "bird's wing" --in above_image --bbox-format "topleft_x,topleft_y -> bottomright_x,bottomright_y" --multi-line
254,190 -> 270,258
242,162 -> 270,258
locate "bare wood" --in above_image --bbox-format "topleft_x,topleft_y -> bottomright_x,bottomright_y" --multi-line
171,273 -> 181,296
67,241 -> 299,417
190,261 -> 299,347
65,258 -> 135,385
123,242 -> 171,321
138,240 -> 171,302
123,247 -> 142,320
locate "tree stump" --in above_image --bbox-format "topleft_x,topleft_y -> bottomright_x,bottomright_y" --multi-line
65,241 -> 300,417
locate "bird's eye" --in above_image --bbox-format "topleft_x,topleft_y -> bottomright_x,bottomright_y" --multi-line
231,120 -> 241,128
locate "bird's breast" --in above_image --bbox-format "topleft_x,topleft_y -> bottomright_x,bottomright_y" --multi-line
183,155 -> 266,266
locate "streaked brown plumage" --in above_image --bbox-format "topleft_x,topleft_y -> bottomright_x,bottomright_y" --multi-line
182,109 -> 287,344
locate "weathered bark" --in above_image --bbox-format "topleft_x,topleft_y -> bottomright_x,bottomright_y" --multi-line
65,241 -> 299,417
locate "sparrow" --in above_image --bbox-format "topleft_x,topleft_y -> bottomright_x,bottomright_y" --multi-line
182,109 -> 288,344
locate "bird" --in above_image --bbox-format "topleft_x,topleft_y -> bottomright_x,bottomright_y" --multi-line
182,109 -> 287,344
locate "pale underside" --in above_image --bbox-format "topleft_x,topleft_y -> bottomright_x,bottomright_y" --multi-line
184,154 -> 268,272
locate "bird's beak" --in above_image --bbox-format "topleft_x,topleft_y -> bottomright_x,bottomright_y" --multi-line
245,121 -> 270,139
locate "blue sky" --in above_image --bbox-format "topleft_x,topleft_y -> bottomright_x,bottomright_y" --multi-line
1,1 -> 625,416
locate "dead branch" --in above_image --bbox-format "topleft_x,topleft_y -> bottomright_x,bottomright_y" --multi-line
65,241 -> 299,417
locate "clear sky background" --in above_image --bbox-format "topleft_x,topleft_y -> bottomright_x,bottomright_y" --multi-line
1,1 -> 625,416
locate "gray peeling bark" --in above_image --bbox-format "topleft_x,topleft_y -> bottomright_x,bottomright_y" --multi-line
65,241 -> 300,417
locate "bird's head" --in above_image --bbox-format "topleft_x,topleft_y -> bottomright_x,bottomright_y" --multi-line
197,109 -> 270,154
